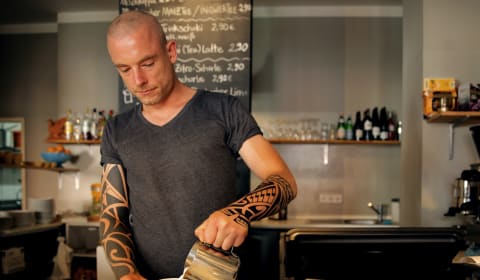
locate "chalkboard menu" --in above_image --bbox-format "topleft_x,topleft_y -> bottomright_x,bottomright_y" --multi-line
118,0 -> 253,113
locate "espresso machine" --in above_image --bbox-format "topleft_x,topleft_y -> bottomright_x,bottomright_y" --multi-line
445,125 -> 480,220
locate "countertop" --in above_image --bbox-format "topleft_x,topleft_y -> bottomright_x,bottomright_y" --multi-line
0,221 -> 64,237
251,217 -> 399,230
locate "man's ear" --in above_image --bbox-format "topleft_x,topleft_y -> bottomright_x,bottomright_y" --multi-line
166,41 -> 177,63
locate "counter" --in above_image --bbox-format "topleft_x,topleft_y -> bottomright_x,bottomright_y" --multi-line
1,222 -> 65,279
249,218 -> 469,280
282,226 -> 468,280
251,217 -> 399,230
0,222 -> 64,237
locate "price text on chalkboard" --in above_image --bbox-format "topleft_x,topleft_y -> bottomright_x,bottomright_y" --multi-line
118,0 -> 253,112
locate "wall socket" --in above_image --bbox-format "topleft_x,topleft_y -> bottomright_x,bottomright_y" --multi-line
319,193 -> 343,204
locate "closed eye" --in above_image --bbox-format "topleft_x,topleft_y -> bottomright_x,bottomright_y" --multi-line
118,67 -> 130,73
142,61 -> 154,68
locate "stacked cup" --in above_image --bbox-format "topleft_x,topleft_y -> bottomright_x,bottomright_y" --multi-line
28,198 -> 55,224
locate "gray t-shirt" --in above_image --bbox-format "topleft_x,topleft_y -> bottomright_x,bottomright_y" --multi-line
100,90 -> 262,278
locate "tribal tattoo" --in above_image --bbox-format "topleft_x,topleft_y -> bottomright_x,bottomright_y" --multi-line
222,175 -> 295,226
100,163 -> 138,278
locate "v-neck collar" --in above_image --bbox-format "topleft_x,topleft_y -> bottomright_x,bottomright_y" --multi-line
136,89 -> 202,129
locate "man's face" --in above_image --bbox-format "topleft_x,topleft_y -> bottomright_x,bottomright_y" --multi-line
107,27 -> 176,105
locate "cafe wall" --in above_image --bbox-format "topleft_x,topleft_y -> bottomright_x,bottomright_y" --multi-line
0,17 -> 118,215
251,14 -> 403,219
421,0 -> 480,226
1,1 -> 479,225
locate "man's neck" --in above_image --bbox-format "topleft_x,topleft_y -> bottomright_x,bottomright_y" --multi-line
142,84 -> 196,126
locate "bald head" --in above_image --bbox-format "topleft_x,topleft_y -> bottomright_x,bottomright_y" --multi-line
107,10 -> 167,45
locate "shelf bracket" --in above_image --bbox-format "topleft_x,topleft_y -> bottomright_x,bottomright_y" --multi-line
323,144 -> 329,165
448,123 -> 454,160
448,116 -> 471,160
75,172 -> 80,190
57,173 -> 63,190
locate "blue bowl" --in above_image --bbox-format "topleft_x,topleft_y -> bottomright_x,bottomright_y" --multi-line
41,152 -> 72,167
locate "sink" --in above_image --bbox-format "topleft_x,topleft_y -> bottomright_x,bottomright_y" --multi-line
304,218 -> 381,225
343,219 -> 379,225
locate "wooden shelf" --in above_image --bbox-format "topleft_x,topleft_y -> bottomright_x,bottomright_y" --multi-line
268,139 -> 400,145
46,139 -> 101,145
0,163 -> 79,173
424,111 -> 480,125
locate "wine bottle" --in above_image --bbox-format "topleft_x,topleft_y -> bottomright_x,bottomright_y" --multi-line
372,107 -> 380,140
354,111 -> 363,141
362,109 -> 373,141
387,111 -> 397,140
379,107 -> 388,141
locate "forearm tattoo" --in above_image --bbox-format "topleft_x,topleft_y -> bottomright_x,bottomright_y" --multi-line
222,175 -> 295,226
100,163 -> 138,278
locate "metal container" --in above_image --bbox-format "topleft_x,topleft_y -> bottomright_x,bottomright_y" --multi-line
181,241 -> 240,280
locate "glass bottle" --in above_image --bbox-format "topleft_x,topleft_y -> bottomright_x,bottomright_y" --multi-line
97,110 -> 106,139
90,108 -> 98,140
353,111 -> 363,141
73,112 -> 83,141
387,111 -> 397,140
397,121 -> 402,141
371,107 -> 380,140
379,107 -> 388,141
64,109 -> 73,140
345,115 -> 353,140
362,109 -> 373,141
82,108 -> 92,140
336,115 -> 346,140
107,109 -> 114,121
391,198 -> 400,224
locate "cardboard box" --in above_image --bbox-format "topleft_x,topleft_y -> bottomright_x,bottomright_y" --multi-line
424,78 -> 456,92
423,90 -> 457,116
1,247 -> 25,275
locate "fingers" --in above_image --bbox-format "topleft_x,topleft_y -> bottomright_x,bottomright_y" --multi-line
194,210 -> 248,251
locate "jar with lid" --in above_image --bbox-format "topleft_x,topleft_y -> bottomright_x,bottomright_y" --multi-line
391,198 -> 400,224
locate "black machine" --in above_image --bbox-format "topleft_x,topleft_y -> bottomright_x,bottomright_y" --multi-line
445,125 -> 480,220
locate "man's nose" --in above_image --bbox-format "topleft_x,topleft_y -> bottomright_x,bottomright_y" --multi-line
133,69 -> 147,86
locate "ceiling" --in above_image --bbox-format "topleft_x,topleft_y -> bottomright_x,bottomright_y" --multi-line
0,0 -> 402,24
0,0 -> 117,24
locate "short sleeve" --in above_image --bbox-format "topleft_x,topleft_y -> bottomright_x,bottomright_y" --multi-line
225,96 -> 262,154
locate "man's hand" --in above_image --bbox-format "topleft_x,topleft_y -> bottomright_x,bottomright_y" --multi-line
194,209 -> 248,251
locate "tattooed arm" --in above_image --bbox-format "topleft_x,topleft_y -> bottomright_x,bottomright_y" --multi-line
195,134 -> 297,250
100,163 -> 145,280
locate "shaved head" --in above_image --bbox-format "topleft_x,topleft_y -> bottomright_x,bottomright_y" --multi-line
107,10 -> 167,45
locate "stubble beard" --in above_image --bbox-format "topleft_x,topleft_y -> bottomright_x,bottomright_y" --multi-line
132,86 -> 169,106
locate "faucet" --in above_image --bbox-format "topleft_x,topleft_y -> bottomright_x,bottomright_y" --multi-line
368,202 -> 387,223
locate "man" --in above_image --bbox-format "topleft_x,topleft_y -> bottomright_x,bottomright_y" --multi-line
100,10 -> 297,279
